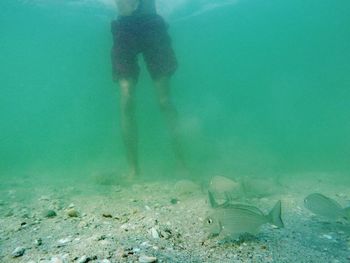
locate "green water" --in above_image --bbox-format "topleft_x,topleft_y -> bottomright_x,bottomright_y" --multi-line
1,0 -> 350,182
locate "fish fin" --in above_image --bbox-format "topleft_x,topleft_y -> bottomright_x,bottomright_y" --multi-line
268,200 -> 284,228
224,191 -> 239,204
208,190 -> 219,208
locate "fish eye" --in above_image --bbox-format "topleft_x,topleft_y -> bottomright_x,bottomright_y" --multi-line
207,218 -> 213,224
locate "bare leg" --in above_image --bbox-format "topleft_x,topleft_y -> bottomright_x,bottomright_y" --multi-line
118,78 -> 139,178
154,77 -> 187,169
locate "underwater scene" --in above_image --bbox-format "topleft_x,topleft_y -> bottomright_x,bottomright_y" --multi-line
1,0 -> 350,262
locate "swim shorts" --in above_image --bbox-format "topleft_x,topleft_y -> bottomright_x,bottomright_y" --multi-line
111,15 -> 178,82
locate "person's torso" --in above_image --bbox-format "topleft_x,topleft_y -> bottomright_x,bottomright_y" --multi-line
116,0 -> 156,17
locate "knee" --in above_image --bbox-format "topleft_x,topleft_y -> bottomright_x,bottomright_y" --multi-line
119,79 -> 133,97
119,79 -> 135,112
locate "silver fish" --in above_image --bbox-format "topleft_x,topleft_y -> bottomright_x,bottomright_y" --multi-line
205,195 -> 284,238
304,193 -> 350,221
208,176 -> 242,204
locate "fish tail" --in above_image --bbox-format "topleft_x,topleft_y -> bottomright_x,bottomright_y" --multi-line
268,200 -> 284,228
208,190 -> 219,208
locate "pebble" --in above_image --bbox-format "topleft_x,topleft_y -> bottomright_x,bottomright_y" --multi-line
120,224 -> 129,230
133,247 -> 141,253
11,246 -> 25,257
67,208 -> 79,217
77,255 -> 89,263
44,209 -> 57,218
150,227 -> 160,239
96,234 -> 107,241
141,241 -> 151,247
139,255 -> 157,263
160,228 -> 172,239
57,237 -> 71,247
39,195 -> 50,201
112,185 -> 122,192
35,238 -> 43,246
170,198 -> 179,204
322,234 -> 333,240
102,213 -> 113,218
78,221 -> 88,228
50,255 -> 68,263
100,260 -> 111,263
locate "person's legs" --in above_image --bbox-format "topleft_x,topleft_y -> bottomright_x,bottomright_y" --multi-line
111,17 -> 141,178
153,77 -> 186,169
141,16 -> 186,171
118,78 -> 139,178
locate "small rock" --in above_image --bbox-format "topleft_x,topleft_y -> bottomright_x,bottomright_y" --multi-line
50,256 -> 68,263
150,227 -> 159,239
39,195 -> 50,201
97,234 -> 107,241
112,185 -> 122,192
139,255 -> 157,263
100,260 -> 111,263
170,198 -> 179,204
102,213 -> 113,218
44,209 -> 57,218
77,255 -> 89,263
141,241 -> 151,247
160,228 -> 172,239
34,238 -> 43,246
50,257 -> 62,263
78,221 -> 88,228
67,208 -> 79,217
133,247 -> 141,253
322,234 -> 333,240
120,224 -> 129,230
57,237 -> 71,247
11,246 -> 25,257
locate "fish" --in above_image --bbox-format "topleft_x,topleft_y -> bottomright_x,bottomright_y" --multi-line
174,179 -> 200,195
208,176 -> 243,204
205,191 -> 284,238
304,193 -> 350,221
241,176 -> 283,198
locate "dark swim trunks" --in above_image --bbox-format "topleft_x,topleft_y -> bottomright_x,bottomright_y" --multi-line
111,15 -> 178,82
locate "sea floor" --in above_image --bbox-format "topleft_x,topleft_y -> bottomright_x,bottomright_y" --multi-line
1,172 -> 350,263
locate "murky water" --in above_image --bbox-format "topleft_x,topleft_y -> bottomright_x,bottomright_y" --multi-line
1,2 -> 350,262
1,0 -> 350,181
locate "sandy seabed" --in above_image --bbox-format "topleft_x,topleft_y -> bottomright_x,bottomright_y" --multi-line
1,173 -> 350,263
